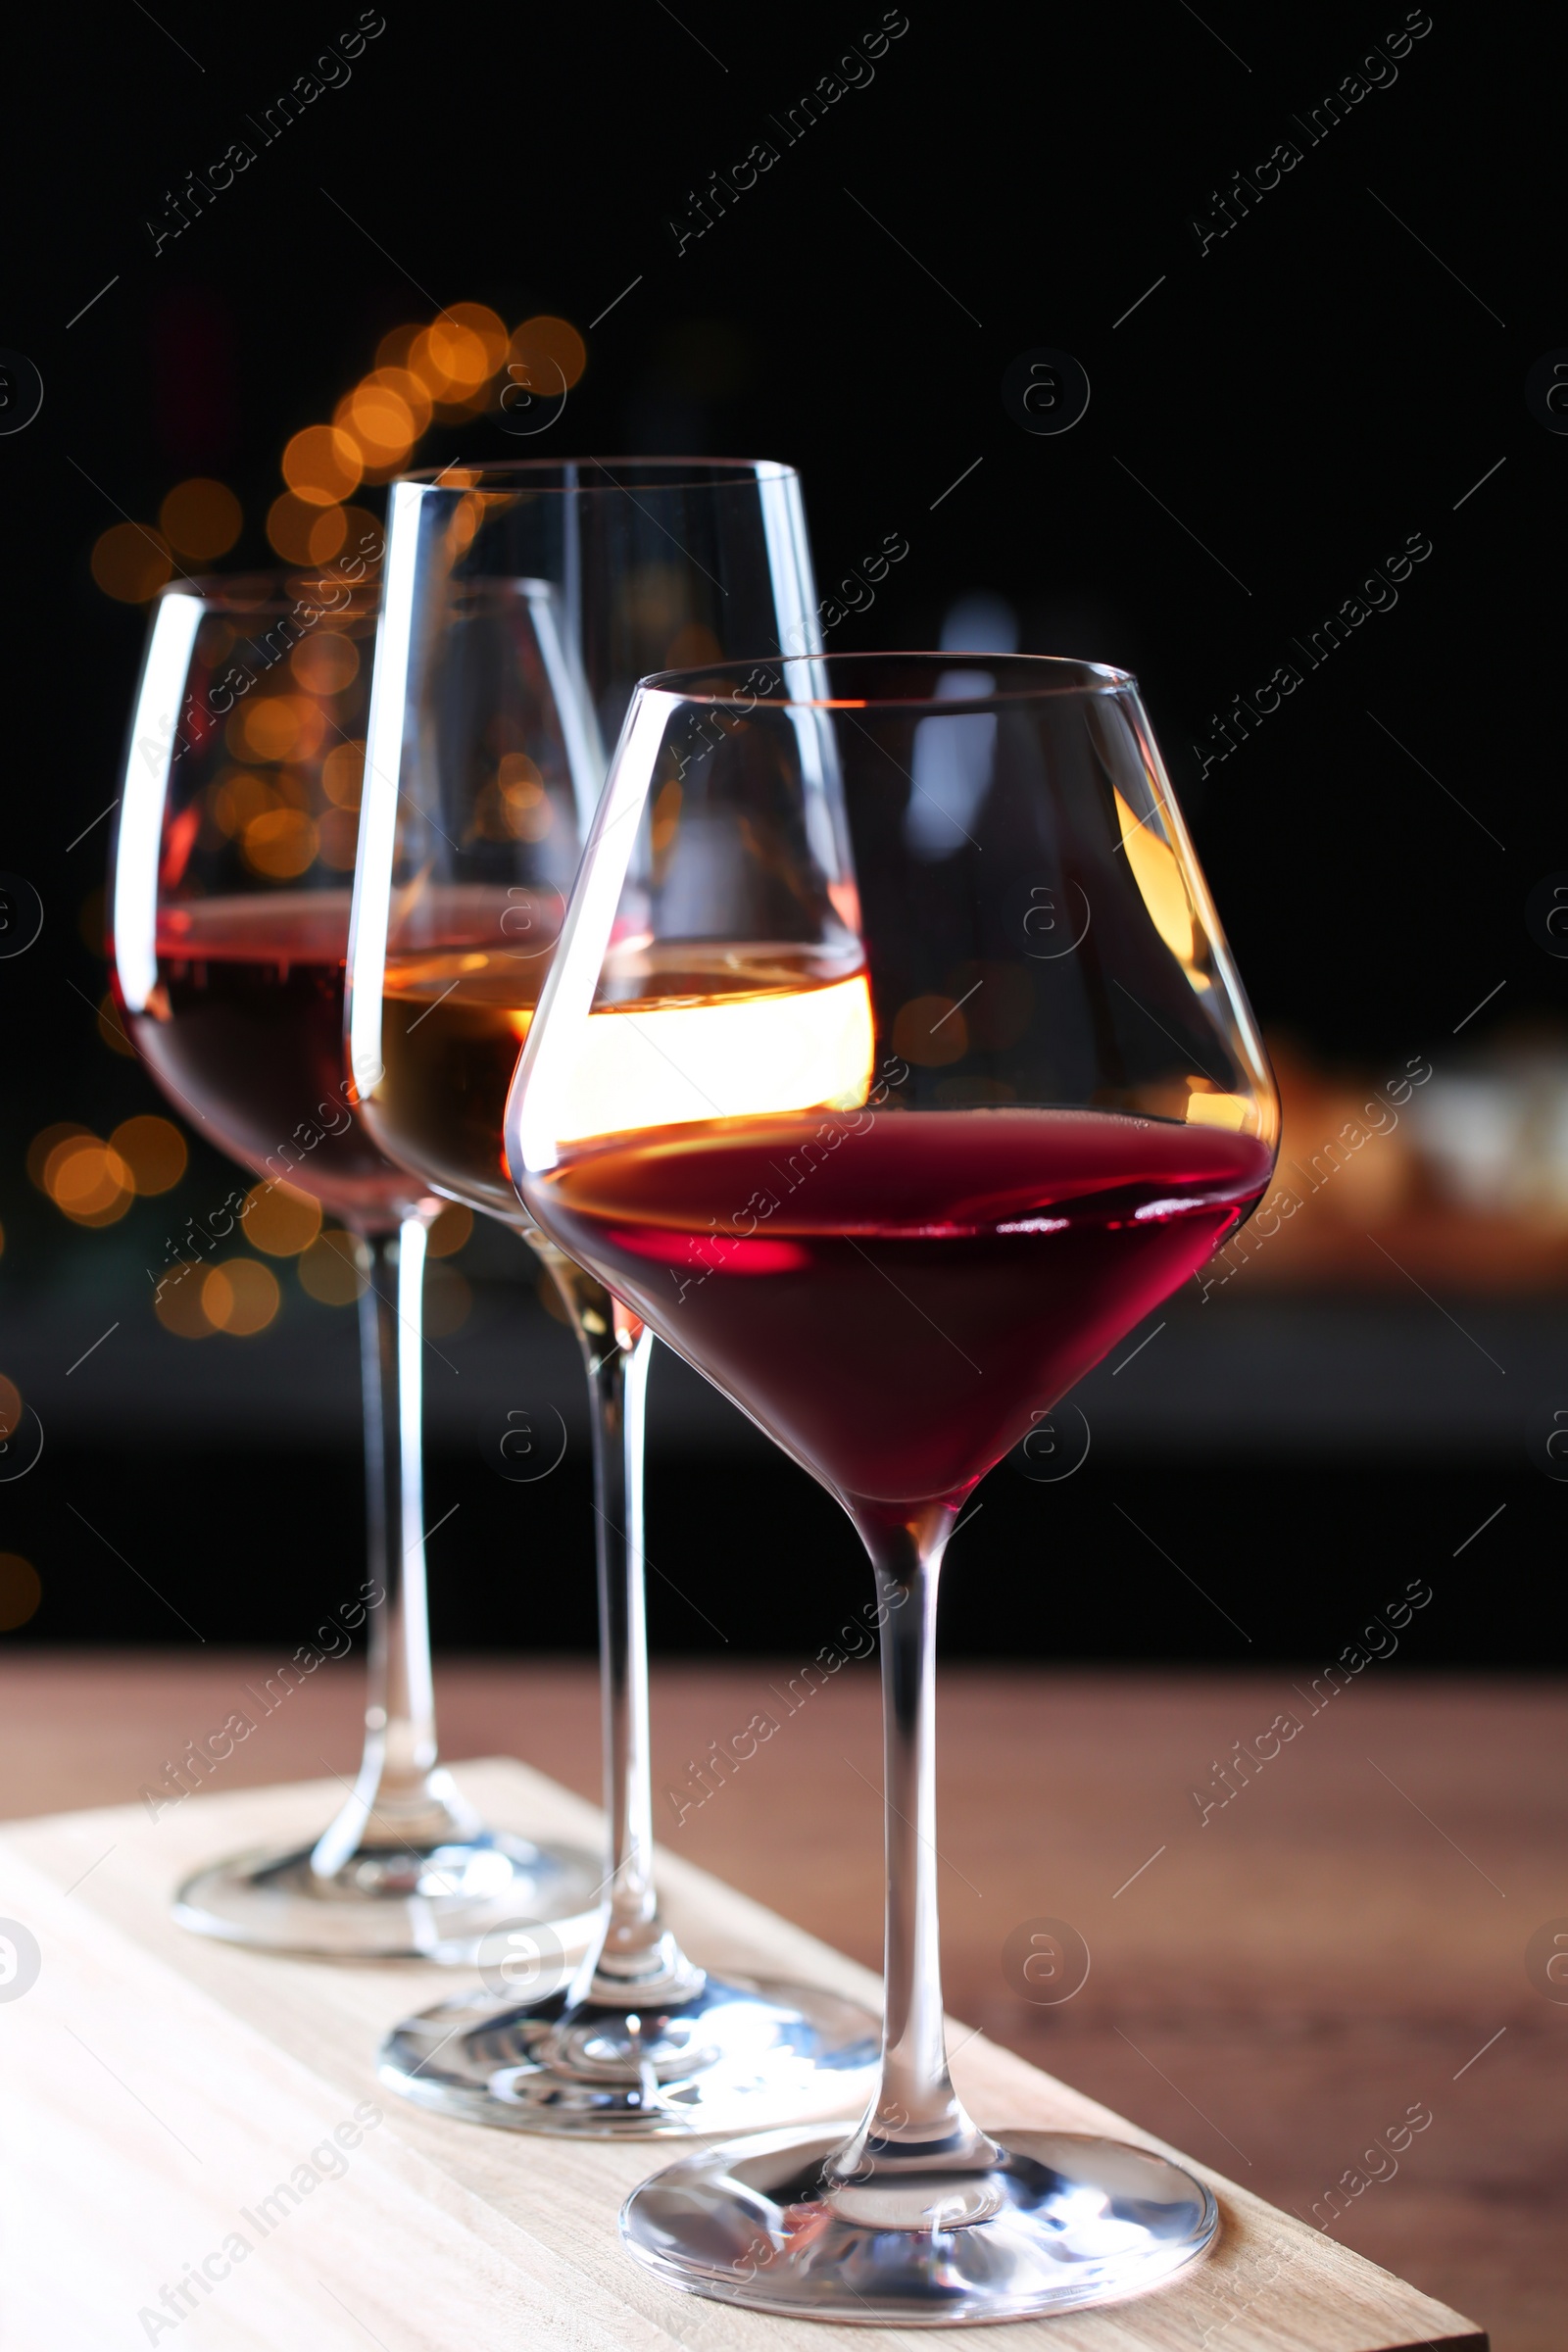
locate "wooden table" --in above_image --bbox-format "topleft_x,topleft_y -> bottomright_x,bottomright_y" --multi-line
2,1654 -> 1555,2346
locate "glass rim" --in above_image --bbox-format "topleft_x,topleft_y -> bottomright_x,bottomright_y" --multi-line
151,567 -> 381,617
641,650 -> 1137,708
393,455 -> 799,495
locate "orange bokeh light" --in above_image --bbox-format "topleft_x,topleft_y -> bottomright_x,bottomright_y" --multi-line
0,1555 -> 41,1632
321,741 -> 365,808
509,315 -> 588,394
160,478 -> 243,560
43,1136 -> 134,1225
282,424 -> 364,507
203,1257 -> 281,1335
28,1124 -> 90,1189
242,1180 -> 322,1257
155,1265 -> 217,1339
110,1114 -> 187,1195
236,694 -> 326,764
291,631 -> 360,696
365,364 -> 431,437
299,1229 -> 368,1304
91,523 -> 172,603
336,379 -> 416,468
241,806 -> 318,880
268,492 -> 356,565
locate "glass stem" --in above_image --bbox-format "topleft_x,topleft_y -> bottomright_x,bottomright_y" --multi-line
312,1213 -> 480,1878
832,1509 -> 998,2179
539,1246 -> 701,2003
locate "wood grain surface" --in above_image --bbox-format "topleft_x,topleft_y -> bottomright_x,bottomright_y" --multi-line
0,1654 -> 1548,2345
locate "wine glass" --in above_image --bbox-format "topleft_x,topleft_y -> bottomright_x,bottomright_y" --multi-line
109,568 -> 601,1957
506,652 -> 1280,2319
350,461 -> 879,2132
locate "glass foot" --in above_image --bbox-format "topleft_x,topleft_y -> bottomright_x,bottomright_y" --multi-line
379,1974 -> 881,2136
620,2127 -> 1219,2323
173,1831 -> 605,1962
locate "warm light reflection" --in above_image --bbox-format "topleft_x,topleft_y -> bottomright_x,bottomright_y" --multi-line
545,974 -> 875,1145
1185,1092 -> 1251,1131
1113,788 -> 1196,967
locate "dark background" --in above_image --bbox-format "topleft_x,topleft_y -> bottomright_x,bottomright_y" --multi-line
1,2 -> 1560,1662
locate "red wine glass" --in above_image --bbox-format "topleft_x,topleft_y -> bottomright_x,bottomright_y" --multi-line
109,570 -> 600,1956
505,652 -> 1280,2321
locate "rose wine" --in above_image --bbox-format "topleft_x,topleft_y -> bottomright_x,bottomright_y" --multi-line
527,1106 -> 1272,1513
128,892 -> 422,1228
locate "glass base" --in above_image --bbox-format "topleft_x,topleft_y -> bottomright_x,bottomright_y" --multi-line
620,2127 -> 1219,2324
379,1974 -> 881,2137
172,1832 -> 605,1962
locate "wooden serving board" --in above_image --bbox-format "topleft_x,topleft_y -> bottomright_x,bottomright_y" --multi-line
0,1759 -> 1485,2349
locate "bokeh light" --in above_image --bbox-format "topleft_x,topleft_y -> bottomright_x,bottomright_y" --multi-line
268,491 -> 332,565
375,322 -> 422,371
427,1202 -> 472,1257
364,364 -> 431,437
42,1135 -> 135,1225
321,741 -> 365,808
336,379 -> 416,470
28,1124 -> 90,1189
336,505 -> 383,564
303,505 -> 349,563
299,1229 -> 368,1304
282,423 -> 364,506
0,1555 -> 41,1633
203,1257 -> 281,1335
110,1114 -> 187,1194
509,314 -> 588,393
155,1267 -> 217,1339
291,631 -> 360,696
242,1180 -> 322,1257
210,769 -> 273,837
160,478 -> 243,560
241,806 -> 318,880
91,522 -> 172,603
892,995 -> 969,1068
234,694 -> 326,764
411,304 -> 508,405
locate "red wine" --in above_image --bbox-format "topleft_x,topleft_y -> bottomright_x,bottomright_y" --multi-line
528,1108 -> 1272,1513
127,893 -> 423,1227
